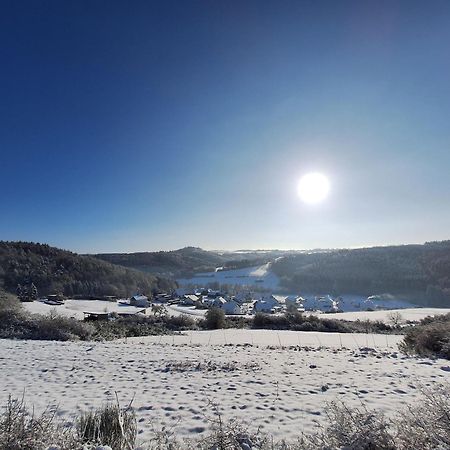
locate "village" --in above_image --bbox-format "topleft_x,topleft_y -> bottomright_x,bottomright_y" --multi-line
30,288 -> 398,322
165,288 -> 341,315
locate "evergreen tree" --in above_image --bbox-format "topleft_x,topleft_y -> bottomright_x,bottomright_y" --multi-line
30,283 -> 38,301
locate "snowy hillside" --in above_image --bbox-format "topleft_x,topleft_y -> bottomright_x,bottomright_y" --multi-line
177,262 -> 280,290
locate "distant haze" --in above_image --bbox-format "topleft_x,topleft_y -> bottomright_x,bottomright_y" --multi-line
1,1 -> 450,253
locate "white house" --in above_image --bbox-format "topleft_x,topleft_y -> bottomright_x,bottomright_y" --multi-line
254,295 -> 283,313
254,300 -> 272,313
129,295 -> 149,307
222,300 -> 244,315
211,296 -> 227,308
256,294 -> 288,312
315,296 -> 340,313
285,295 -> 306,311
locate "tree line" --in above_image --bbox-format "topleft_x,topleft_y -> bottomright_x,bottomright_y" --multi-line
0,241 -> 176,299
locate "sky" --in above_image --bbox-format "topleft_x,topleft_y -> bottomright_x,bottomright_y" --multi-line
1,1 -> 450,253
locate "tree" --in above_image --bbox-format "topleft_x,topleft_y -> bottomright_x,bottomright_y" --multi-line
204,308 -> 226,330
30,283 -> 38,301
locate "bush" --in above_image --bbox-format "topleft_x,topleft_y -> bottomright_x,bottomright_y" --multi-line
164,314 -> 197,330
307,401 -> 396,450
202,308 -> 226,329
0,309 -> 94,341
0,289 -> 21,312
395,384 -> 450,449
400,321 -> 450,359
77,401 -> 136,449
0,396 -> 78,450
259,310 -> 399,335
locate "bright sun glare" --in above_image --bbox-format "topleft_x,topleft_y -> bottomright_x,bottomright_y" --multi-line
297,172 -> 330,204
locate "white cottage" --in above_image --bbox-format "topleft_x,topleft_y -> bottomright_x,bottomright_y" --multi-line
285,295 -> 306,311
315,296 -> 339,313
222,300 -> 244,315
254,295 -> 283,313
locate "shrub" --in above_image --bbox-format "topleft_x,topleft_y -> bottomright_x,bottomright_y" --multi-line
252,312 -> 289,329
307,401 -> 396,450
399,321 -> 450,358
0,309 -> 94,341
395,384 -> 450,449
35,310 -> 95,341
164,314 -> 197,330
202,308 -> 226,329
0,289 -> 21,312
77,401 -> 136,449
0,396 -> 77,450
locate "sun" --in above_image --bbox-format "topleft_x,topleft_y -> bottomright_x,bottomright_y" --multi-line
297,172 -> 330,204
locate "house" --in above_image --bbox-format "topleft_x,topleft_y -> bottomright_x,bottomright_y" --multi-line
234,291 -> 256,304
129,295 -> 149,307
175,287 -> 191,297
285,295 -> 306,311
315,296 -> 340,313
182,294 -> 199,306
222,300 -> 244,315
211,296 -> 227,308
154,293 -> 172,303
254,294 -> 286,312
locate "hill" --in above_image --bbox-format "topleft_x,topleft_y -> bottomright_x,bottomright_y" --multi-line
271,241 -> 450,306
90,247 -> 285,278
0,242 -> 175,298
91,247 -> 225,278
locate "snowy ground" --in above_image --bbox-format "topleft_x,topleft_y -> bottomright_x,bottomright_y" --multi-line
1,333 -> 449,445
177,263 -> 280,290
312,308 -> 450,324
22,299 -> 150,320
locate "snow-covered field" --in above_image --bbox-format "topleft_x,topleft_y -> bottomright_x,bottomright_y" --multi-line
177,263 -> 280,290
1,333 -> 449,445
22,299 -> 149,320
313,308 -> 450,324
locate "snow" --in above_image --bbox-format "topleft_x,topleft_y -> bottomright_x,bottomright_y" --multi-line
1,332 -> 449,444
177,263 -> 280,290
312,308 -> 450,324
22,299 -> 148,319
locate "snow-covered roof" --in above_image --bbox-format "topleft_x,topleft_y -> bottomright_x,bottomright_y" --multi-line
131,295 -> 148,301
272,295 -> 288,304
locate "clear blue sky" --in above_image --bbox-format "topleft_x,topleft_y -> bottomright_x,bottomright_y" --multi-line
1,1 -> 450,253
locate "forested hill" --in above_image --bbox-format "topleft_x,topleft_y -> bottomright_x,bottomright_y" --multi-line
91,247 -> 294,278
92,247 -> 230,278
272,241 -> 450,306
0,242 -> 175,298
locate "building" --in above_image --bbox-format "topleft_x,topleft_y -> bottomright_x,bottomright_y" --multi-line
285,295 -> 306,311
211,296 -> 227,308
315,296 -> 340,313
182,294 -> 199,306
222,300 -> 244,315
154,293 -> 172,303
129,295 -> 149,307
